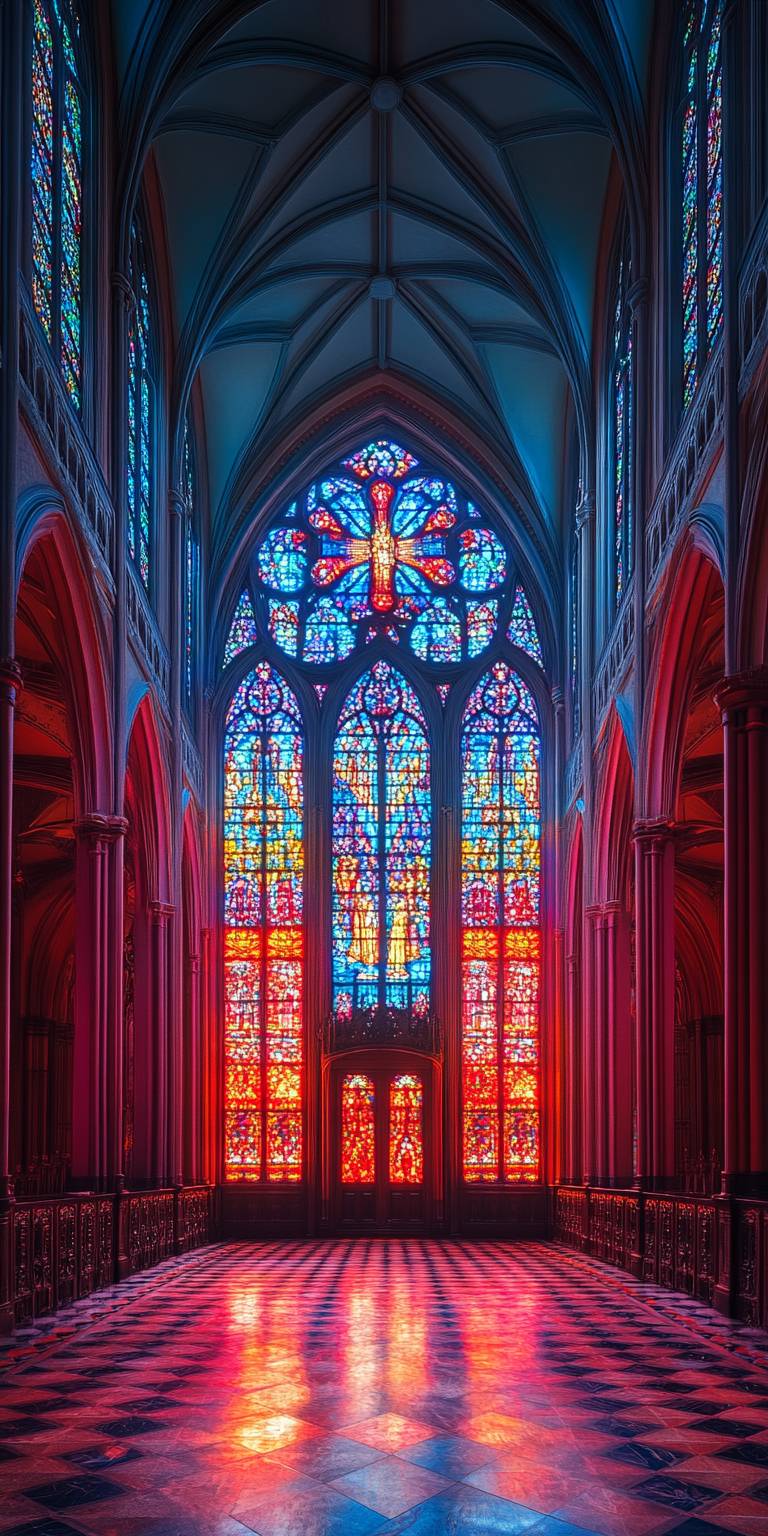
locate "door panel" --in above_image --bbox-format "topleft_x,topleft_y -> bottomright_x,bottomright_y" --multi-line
334,1064 -> 428,1231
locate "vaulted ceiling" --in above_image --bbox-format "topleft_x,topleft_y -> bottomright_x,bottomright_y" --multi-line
111,0 -> 653,627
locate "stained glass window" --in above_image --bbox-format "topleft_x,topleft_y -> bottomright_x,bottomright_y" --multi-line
223,589 -> 258,667
507,585 -> 543,666
461,662 -> 540,1183
681,0 -> 723,409
332,661 -> 430,1024
183,414 -> 196,709
31,0 -> 83,408
389,1074 -> 424,1184
223,663 -> 303,1182
253,440 -> 511,666
127,223 -> 152,589
611,224 -> 633,608
571,531 -> 580,736
341,1074 -> 375,1183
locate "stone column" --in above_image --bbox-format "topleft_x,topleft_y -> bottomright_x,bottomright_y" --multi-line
72,816 -> 113,1187
105,818 -> 127,1186
184,953 -> 201,1184
718,671 -> 768,1194
565,947 -> 581,1182
633,819 -> 676,1187
150,902 -> 174,1184
168,491 -> 185,1189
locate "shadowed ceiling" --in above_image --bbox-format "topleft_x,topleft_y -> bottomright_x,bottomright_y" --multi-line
111,0 -> 652,625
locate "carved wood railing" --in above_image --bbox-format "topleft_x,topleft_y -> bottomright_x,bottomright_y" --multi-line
554,1184 -> 768,1330
6,1185 -> 212,1330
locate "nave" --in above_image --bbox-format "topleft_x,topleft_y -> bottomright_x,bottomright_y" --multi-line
2,1241 -> 768,1535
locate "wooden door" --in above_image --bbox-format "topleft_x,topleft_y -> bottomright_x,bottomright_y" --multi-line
333,1064 -> 428,1232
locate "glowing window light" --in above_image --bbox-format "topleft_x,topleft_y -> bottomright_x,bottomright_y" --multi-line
682,0 -> 723,408
32,0 -> 83,407
253,440 -> 510,664
341,1073 -> 375,1183
507,585 -> 543,666
389,1074 -> 424,1184
127,224 -> 152,588
224,589 -> 258,667
461,662 -> 540,1183
223,663 -> 303,1181
332,661 -> 430,1024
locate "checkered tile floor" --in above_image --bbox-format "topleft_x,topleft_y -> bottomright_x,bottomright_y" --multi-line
2,1240 -> 768,1534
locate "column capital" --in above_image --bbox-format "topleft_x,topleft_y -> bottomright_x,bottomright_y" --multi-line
632,816 -> 676,847
169,488 -> 187,521
715,668 -> 768,718
551,684 -> 564,714
75,813 -> 128,847
575,490 -> 595,530
150,900 -> 175,925
0,659 -> 22,700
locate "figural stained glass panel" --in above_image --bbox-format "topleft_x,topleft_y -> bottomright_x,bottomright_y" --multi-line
341,1073 -> 375,1183
332,661 -> 430,1024
224,663 -> 303,1182
389,1074 -> 424,1184
461,662 -> 540,1183
31,0 -> 83,408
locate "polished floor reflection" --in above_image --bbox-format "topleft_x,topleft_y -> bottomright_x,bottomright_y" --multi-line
2,1241 -> 768,1535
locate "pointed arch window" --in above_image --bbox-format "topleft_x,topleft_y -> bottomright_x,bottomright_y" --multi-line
223,663 -> 304,1182
461,662 -> 541,1183
332,661 -> 431,1024
127,222 -> 152,589
570,529 -> 580,737
31,0 -> 83,408
681,0 -> 723,409
611,224 -> 633,609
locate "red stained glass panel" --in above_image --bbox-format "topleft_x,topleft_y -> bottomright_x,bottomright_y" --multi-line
461,663 -> 540,1183
224,663 -> 303,1182
389,1074 -> 424,1184
341,1073 -> 375,1184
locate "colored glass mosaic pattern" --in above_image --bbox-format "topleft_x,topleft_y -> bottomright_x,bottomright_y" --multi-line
184,414 -> 196,706
223,663 -> 303,1181
507,586 -> 543,666
127,226 -> 152,588
253,440 -> 512,664
223,589 -> 258,667
611,231 -> 633,607
332,662 -> 430,1022
682,0 -> 723,408
461,662 -> 540,1182
341,1073 -> 376,1183
389,1073 -> 424,1184
32,0 -> 82,407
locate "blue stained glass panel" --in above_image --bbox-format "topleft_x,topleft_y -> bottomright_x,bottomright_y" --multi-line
507,586 -> 543,666
332,662 -> 430,1022
224,589 -> 259,667
258,529 -> 308,592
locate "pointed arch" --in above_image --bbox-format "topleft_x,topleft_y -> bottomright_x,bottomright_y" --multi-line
223,661 -> 304,1183
332,660 -> 431,1023
460,660 -> 541,1184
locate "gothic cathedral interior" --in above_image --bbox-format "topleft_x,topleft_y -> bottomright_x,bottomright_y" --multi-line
2,3 -> 768,1532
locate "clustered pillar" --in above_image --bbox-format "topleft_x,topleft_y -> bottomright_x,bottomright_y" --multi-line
719,670 -> 768,1196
